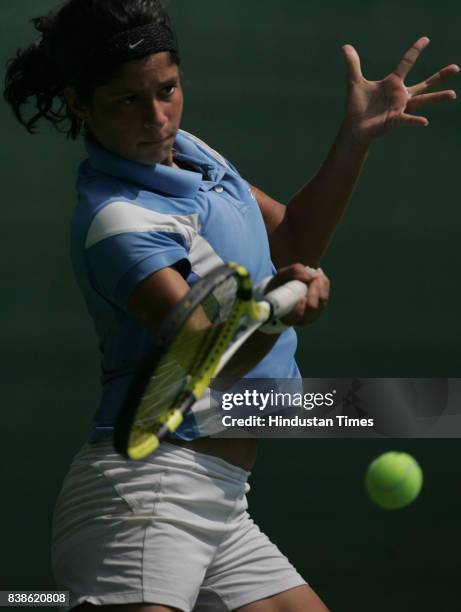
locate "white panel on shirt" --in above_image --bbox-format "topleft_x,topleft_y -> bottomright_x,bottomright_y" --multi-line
189,234 -> 224,276
85,200 -> 227,303
85,200 -> 201,249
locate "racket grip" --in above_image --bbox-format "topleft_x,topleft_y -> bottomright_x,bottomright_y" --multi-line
264,279 -> 308,319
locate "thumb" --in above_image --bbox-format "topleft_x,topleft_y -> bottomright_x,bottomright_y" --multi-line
342,44 -> 363,82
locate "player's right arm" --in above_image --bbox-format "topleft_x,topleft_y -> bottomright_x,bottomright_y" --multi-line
127,266 -> 279,378
127,264 -> 329,378
127,266 -> 191,333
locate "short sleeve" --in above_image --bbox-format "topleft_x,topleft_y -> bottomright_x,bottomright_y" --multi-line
84,200 -> 197,309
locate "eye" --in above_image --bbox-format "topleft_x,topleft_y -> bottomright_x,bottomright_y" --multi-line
162,85 -> 176,99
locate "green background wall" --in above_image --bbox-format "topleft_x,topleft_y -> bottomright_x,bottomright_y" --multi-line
1,1 -> 460,610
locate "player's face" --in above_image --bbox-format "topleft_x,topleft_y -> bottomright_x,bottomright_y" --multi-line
81,52 -> 183,166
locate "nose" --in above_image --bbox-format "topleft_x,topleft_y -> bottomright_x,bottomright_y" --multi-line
144,98 -> 168,129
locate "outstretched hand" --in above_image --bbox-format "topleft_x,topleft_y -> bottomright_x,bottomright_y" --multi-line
342,37 -> 459,144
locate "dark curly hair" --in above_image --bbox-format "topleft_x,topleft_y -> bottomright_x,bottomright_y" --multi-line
3,0 -> 180,140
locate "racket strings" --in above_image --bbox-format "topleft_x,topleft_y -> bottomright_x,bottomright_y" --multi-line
133,276 -> 239,432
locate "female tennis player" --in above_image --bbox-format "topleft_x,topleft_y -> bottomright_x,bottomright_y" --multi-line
4,1 -> 458,610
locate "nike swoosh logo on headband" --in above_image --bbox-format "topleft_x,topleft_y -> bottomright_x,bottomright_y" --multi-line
128,39 -> 144,49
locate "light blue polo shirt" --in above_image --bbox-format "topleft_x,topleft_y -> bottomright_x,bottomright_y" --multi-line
71,129 -> 301,442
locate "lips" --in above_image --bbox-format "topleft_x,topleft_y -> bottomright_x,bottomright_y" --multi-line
140,134 -> 173,145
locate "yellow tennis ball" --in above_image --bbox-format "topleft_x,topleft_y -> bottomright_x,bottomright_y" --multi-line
365,452 -> 423,510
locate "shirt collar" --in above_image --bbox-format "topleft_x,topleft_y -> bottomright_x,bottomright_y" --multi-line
84,132 -> 204,198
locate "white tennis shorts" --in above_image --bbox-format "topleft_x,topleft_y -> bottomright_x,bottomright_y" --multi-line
51,440 -> 306,611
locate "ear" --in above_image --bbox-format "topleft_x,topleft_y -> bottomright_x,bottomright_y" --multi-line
62,86 -> 90,122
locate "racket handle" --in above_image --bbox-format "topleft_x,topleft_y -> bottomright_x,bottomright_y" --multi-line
264,279 -> 308,319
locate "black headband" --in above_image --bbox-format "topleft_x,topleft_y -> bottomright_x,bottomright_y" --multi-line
45,23 -> 178,82
93,23 -> 178,65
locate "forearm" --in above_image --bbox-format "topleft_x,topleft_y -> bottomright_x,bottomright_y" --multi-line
286,118 -> 370,266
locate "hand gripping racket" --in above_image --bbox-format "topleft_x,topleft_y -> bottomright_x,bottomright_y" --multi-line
113,262 -> 308,460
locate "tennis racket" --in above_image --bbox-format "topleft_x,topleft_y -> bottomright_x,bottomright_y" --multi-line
113,262 -> 308,460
